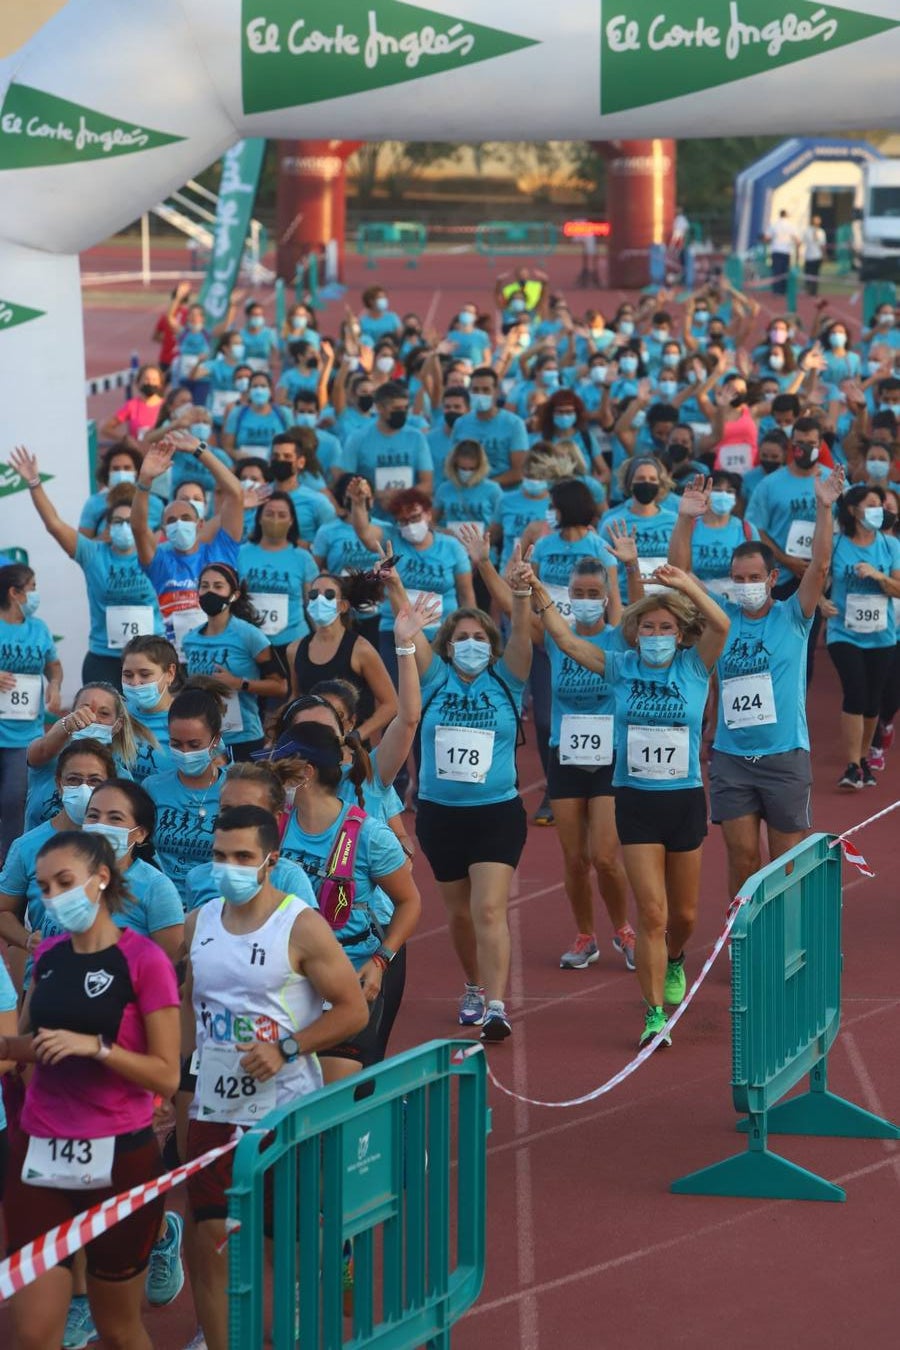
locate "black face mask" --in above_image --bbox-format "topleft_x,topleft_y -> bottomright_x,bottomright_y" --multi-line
792,444 -> 819,470
199,593 -> 230,617
632,482 -> 660,505
668,445 -> 690,464
357,394 -> 374,413
760,459 -> 781,475
883,509 -> 898,532
270,460 -> 294,483
386,410 -> 407,431
140,382 -> 159,397
444,410 -> 462,427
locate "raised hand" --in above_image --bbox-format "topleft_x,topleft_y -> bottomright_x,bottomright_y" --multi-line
455,522 -> 490,566
604,519 -> 639,564
10,445 -> 39,485
678,475 -> 712,518
816,464 -> 845,507
394,592 -> 441,645
138,440 -> 175,483
166,428 -> 202,454
346,476 -> 372,507
651,562 -> 693,593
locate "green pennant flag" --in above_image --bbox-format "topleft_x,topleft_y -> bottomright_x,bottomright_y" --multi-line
200,139 -> 267,327
0,299 -> 45,333
241,0 -> 538,114
0,83 -> 184,170
0,460 -> 52,501
600,1 -> 900,114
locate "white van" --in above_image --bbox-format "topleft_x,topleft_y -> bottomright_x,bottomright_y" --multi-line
861,160 -> 900,280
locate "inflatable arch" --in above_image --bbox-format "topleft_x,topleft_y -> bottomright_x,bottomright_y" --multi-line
3,0 -> 900,661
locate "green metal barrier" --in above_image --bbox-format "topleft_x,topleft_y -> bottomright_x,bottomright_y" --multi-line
357,221 -> 427,270
474,220 -> 557,262
672,835 -> 899,1202
228,1040 -> 488,1349
864,280 -> 896,325
87,418 -> 98,488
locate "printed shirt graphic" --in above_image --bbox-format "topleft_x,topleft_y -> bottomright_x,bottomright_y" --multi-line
143,768 -> 225,899
714,594 -> 812,756
142,531 -> 240,631
546,627 -> 626,748
74,535 -> 163,657
531,529 -> 617,590
418,655 -> 525,807
0,615 -> 56,748
607,647 -> 710,791
826,532 -> 900,650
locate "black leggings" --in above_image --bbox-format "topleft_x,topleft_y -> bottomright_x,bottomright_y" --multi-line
828,642 -> 895,718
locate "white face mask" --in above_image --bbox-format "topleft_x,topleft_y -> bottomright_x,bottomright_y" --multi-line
399,519 -> 429,543
732,581 -> 769,612
375,355 -> 395,374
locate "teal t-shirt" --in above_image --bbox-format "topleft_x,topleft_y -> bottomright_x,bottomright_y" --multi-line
546,627 -> 625,748
826,532 -> 900,649
531,529 -> 617,592
312,518 -> 382,576
714,594 -> 812,757
379,531 -> 470,634
0,616 -> 56,749
143,767 -> 225,899
116,858 -> 185,937
344,425 -> 433,490
338,749 -> 403,822
0,822 -> 58,944
435,478 -> 503,530
745,466 -> 830,585
600,506 -> 677,593
181,616 -> 269,744
419,655 -> 525,807
450,409 -> 529,480
130,707 -> 174,783
238,541 -> 318,645
74,535 -> 163,658
287,484 -> 336,542
607,646 -> 710,791
279,804 -> 404,967
492,488 -> 553,571
690,516 -> 759,590
225,403 -> 290,455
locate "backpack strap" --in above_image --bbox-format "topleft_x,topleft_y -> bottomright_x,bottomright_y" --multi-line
742,517 -> 753,541
318,806 -> 367,931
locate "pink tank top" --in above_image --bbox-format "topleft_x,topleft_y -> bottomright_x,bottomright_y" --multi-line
714,405 -> 758,476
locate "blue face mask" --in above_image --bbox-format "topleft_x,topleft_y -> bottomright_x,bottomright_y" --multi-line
109,521 -> 134,552
457,311 -> 475,328
170,743 -> 217,776
657,380 -> 678,400
866,458 -> 890,480
638,634 -> 678,666
71,721 -> 115,746
879,403 -> 898,416
863,506 -> 885,530
618,320 -> 635,337
230,343 -> 246,361
694,310 -> 710,327
294,411 -> 317,428
248,315 -> 265,330
212,858 -> 269,906
829,331 -> 846,349
83,821 -> 135,861
165,520 -> 197,552
61,784 -> 94,825
589,365 -> 608,384
250,386 -> 270,407
554,412 -> 577,430
620,357 -> 639,376
374,296 -> 389,312
522,478 -> 547,496
457,468 -> 475,483
541,369 -> 560,388
19,591 -> 40,618
709,490 -> 736,516
47,882 -> 100,935
451,637 -> 492,675
190,422 -> 210,440
122,679 -> 163,714
108,469 -> 136,487
662,352 -> 680,369
308,594 -> 340,627
235,376 -> 250,393
291,315 -> 308,331
651,327 -> 669,344
471,392 -> 493,414
570,598 -> 606,625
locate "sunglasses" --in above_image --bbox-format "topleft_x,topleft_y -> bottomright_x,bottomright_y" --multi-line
308,586 -> 338,601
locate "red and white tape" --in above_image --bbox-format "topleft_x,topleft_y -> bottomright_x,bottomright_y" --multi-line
0,1132 -> 241,1302
829,800 -> 900,876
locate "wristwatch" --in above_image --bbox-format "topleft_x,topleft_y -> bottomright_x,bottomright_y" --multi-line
193,441 -> 208,459
278,1035 -> 301,1063
241,678 -> 250,693
95,1035 -> 113,1061
375,943 -> 396,965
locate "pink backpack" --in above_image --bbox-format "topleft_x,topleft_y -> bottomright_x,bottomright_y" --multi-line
318,807 -> 367,931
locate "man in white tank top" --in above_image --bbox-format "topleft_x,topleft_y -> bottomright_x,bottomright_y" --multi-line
182,804 -> 368,1350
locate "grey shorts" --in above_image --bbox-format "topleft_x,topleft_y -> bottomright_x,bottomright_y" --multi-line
709,748 -> 812,833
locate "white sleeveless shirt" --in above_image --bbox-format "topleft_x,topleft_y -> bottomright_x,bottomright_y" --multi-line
189,894 -> 323,1123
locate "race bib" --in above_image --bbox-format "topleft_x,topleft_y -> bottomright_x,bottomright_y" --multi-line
374,464 -> 414,493
434,725 -> 495,783
211,389 -> 241,419
546,584 -> 575,625
406,590 -> 441,621
0,674 -> 41,721
718,443 -> 753,475
222,692 -> 244,735
785,519 -> 814,560
626,724 -> 689,780
250,591 -> 289,637
704,576 -> 735,603
170,606 -> 205,657
196,1044 -> 277,1125
638,556 -> 669,594
559,714 -> 614,766
722,672 -> 776,729
246,357 -> 270,374
844,592 -> 888,635
105,605 -> 155,651
23,1134 -> 114,1190
237,444 -> 268,461
443,520 -> 479,540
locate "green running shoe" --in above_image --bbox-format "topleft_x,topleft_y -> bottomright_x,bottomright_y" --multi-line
639,1005 -> 671,1049
664,954 -> 686,1006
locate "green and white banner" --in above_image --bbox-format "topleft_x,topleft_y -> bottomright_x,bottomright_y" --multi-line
199,138 -> 266,325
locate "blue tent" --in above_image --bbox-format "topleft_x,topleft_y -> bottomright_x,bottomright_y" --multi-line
732,137 -> 883,256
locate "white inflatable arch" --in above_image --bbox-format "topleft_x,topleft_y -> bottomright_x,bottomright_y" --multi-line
3,0 -> 900,660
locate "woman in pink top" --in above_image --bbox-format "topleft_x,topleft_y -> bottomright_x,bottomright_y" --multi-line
708,372 -> 759,477
100,364 -> 166,450
1,830 -> 180,1350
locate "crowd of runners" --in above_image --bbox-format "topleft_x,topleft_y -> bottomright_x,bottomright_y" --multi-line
0,265 -> 897,1348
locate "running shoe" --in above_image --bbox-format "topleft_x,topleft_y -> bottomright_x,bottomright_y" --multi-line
613,925 -> 637,971
532,795 -> 554,826
62,1297 -> 99,1349
882,721 -> 895,751
664,954 -> 687,1006
868,746 -> 886,773
860,758 -> 877,787
639,1005 -> 671,1049
145,1210 -> 185,1307
838,763 -> 862,791
480,1001 -> 512,1042
458,984 -> 486,1026
560,933 -> 599,969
